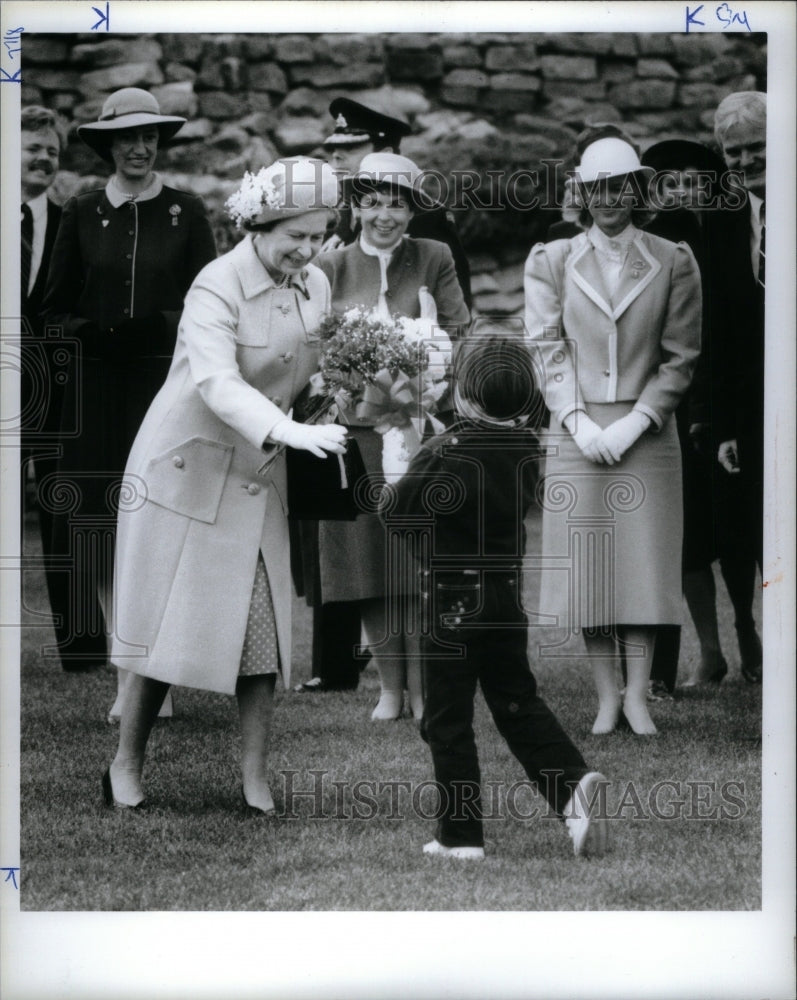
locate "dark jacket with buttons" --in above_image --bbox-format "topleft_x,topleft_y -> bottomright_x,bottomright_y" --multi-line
386,418 -> 541,566
41,184 -> 216,526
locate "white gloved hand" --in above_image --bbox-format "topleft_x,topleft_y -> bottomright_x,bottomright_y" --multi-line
593,410 -> 651,465
563,411 -> 604,462
269,419 -> 348,458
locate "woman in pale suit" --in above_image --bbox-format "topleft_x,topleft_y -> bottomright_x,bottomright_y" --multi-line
315,152 -> 470,721
525,137 -> 701,735
104,159 -> 347,811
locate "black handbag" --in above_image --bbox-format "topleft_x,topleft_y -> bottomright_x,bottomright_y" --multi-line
286,437 -> 367,521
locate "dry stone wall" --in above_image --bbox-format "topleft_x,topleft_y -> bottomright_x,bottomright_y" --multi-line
22,31 -> 766,315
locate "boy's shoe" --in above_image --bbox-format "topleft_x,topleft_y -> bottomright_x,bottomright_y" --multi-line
423,839 -> 485,860
563,772 -> 609,858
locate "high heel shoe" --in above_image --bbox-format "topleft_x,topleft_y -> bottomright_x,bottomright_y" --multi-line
240,787 -> 276,818
371,692 -> 403,721
101,769 -> 146,810
590,703 -> 623,735
619,707 -> 658,737
681,656 -> 728,688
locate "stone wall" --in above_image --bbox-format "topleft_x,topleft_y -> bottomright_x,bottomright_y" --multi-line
22,31 -> 767,315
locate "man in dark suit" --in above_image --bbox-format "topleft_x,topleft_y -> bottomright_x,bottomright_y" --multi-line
296,97 -> 472,694
21,106 -> 66,642
711,91 -> 766,682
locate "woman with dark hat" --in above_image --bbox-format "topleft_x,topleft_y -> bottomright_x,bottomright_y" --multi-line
42,88 -> 216,711
104,158 -> 346,810
641,138 -> 762,690
525,136 -> 702,736
314,152 -> 470,721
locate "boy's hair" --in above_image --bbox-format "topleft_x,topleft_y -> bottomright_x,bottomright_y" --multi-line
454,329 -> 543,424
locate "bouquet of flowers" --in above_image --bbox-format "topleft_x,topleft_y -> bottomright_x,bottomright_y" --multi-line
305,305 -> 452,482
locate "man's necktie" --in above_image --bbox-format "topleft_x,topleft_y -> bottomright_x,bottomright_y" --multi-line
21,203 -> 33,302
757,204 -> 765,289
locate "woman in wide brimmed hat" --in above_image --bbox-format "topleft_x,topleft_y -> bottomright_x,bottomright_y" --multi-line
42,88 -> 217,717
641,138 -> 763,691
525,135 -> 702,736
104,158 -> 347,811
312,151 -> 470,722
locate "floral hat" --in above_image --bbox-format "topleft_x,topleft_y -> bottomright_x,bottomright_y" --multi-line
226,157 -> 340,230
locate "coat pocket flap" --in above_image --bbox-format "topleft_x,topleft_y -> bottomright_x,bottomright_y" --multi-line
145,437 -> 233,523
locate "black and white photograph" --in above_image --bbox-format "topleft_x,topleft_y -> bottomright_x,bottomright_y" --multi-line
1,2 -> 794,998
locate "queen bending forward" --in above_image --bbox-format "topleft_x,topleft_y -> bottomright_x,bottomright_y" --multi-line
104,158 -> 347,811
524,137 -> 701,736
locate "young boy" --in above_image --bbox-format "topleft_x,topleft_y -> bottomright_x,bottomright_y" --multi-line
384,331 -> 609,859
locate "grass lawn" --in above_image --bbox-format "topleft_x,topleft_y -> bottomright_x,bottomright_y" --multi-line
18,508 -> 761,911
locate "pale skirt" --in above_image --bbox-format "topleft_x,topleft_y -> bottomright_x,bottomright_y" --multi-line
537,401 -> 683,628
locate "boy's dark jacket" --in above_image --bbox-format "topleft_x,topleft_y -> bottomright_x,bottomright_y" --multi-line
385,418 -> 541,564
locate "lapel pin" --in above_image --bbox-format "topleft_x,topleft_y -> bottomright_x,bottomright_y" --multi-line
102,219 -> 109,228
631,260 -> 645,270
169,204 -> 182,227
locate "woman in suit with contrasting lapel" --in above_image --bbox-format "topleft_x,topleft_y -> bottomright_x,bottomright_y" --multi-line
314,152 -> 470,721
525,137 -> 701,736
104,158 -> 347,811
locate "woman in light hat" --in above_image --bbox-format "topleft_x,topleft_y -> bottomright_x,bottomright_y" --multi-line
42,88 -> 216,716
103,158 -> 347,811
524,136 -> 702,736
314,152 -> 470,722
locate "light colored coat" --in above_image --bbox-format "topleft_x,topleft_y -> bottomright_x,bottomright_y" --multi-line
110,235 -> 330,694
524,230 -> 702,428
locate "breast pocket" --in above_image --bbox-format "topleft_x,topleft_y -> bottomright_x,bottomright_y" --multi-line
144,437 -> 233,523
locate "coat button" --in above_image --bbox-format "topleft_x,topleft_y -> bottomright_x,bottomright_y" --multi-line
553,373 -> 564,383
172,455 -> 184,468
124,279 -> 131,287
552,351 -> 565,363
280,352 -> 294,363
125,253 -> 132,260
247,483 -> 261,496
452,616 -> 461,625
123,308 -> 129,315
604,370 -> 611,377
271,396 -> 283,407
128,230 -> 135,236
450,437 -> 458,445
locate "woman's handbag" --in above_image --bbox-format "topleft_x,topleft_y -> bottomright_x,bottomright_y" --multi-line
286,437 -> 367,521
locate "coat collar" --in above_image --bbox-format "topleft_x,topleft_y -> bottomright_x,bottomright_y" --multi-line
569,230 -> 661,321
105,172 -> 163,208
233,234 -> 311,301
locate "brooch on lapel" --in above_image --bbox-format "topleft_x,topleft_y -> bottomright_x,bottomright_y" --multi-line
96,205 -> 109,227
631,259 -> 645,279
169,204 -> 181,227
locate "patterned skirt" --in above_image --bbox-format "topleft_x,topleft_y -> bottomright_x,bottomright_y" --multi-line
238,555 -> 280,676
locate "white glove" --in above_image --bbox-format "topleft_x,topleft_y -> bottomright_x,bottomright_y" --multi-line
593,411 -> 651,465
269,419 -> 348,458
563,411 -> 603,462
718,439 -> 740,474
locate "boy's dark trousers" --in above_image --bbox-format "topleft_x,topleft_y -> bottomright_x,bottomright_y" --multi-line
420,570 -> 588,849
